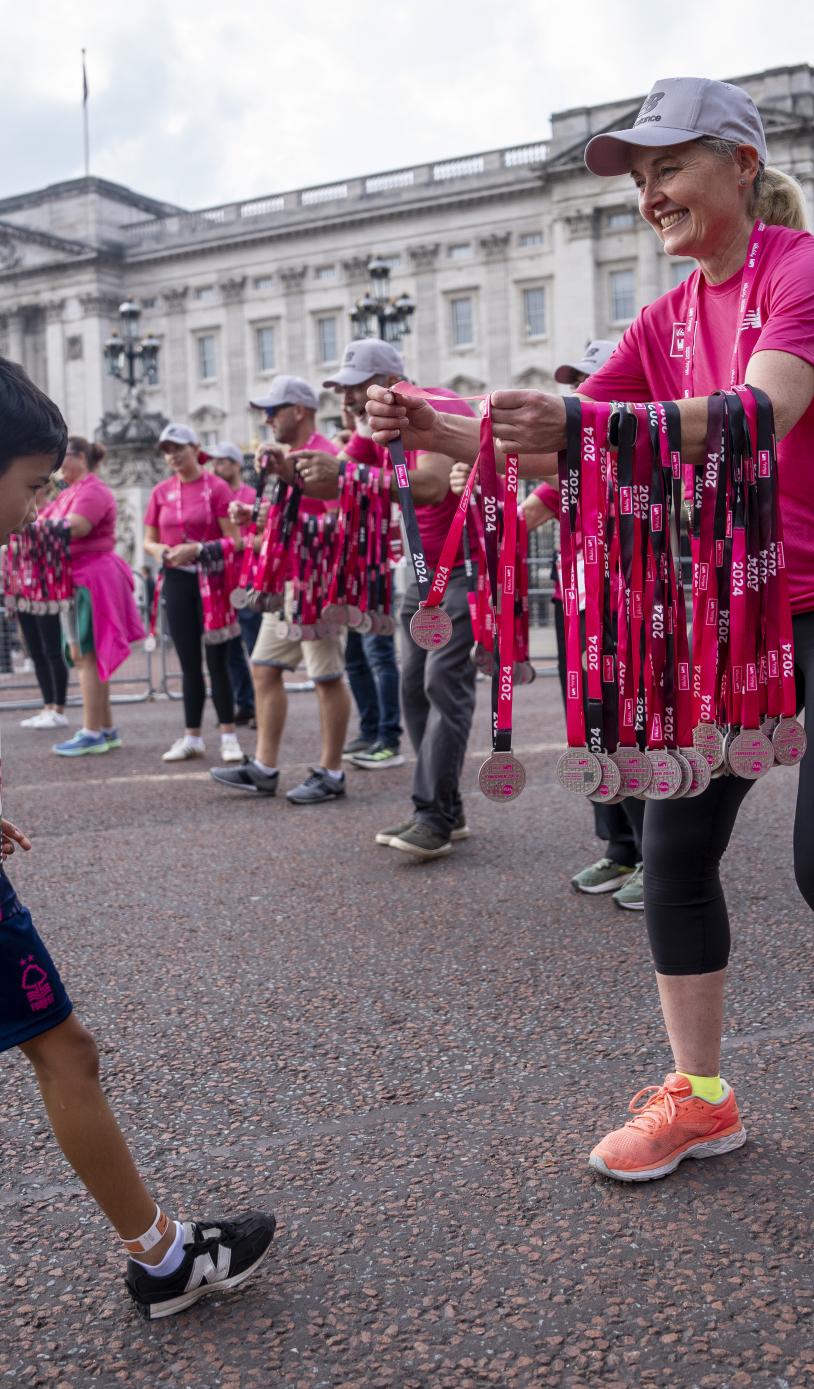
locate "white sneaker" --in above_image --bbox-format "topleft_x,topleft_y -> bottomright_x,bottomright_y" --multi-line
20,710 -> 50,728
162,737 -> 205,763
220,732 -> 243,763
49,711 -> 69,728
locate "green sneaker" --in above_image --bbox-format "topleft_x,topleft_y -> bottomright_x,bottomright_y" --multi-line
613,863 -> 645,911
571,856 -> 636,895
350,742 -> 406,770
375,817 -> 415,846
389,821 -> 451,861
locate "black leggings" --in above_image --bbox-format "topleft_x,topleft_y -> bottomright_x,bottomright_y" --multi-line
643,609 -> 814,975
18,610 -> 68,707
162,568 -> 234,730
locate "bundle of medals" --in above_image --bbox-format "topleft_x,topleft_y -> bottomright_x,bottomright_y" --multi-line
2,519 -> 73,616
555,386 -> 806,805
229,459 -> 397,636
197,537 -> 240,644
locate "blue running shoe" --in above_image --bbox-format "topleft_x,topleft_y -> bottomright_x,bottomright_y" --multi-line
53,729 -> 110,757
103,726 -> 123,750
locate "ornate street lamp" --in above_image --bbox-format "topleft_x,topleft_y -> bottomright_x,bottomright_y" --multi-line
103,299 -> 160,389
350,257 -> 415,345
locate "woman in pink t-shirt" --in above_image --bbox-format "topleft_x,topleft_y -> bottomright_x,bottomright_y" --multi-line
144,424 -> 242,764
368,78 -> 814,1188
50,437 -> 144,758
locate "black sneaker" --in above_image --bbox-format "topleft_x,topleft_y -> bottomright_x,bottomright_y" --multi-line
343,735 -> 374,759
125,1210 -> 276,1321
234,707 -> 255,727
210,758 -> 278,795
286,768 -> 346,804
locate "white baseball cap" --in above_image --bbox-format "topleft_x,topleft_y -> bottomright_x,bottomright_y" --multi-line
554,340 -> 617,385
158,423 -> 200,449
585,77 -> 768,176
323,339 -> 406,389
209,442 -> 245,466
249,375 -> 319,412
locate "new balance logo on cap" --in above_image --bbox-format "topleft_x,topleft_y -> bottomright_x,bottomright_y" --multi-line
635,91 -> 666,126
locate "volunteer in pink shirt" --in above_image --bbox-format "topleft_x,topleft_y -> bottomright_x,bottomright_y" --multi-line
50,437 -> 144,758
367,77 -> 814,1185
209,441 -> 259,724
144,424 -> 242,764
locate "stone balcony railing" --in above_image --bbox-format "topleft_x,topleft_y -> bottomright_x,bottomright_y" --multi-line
120,141 -> 550,249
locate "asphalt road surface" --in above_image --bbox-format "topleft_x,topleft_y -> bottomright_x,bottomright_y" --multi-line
0,675 -> 811,1388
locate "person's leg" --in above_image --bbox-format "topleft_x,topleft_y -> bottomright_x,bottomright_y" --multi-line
75,652 -> 108,733
592,802 -> 639,866
18,611 -> 55,708
361,632 -> 402,747
344,630 -> 379,744
622,797 -> 645,860
315,676 -> 351,770
162,570 -> 206,735
227,632 -> 255,716
43,613 -> 69,713
399,580 -> 430,753
410,570 -> 477,837
789,613 -> 814,911
252,664 -> 287,767
203,639 -> 236,732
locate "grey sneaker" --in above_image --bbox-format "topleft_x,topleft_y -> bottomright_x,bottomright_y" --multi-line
571,856 -> 636,895
210,759 -> 278,795
343,735 -> 374,759
375,817 -> 415,846
287,768 -> 346,804
613,863 -> 645,911
389,821 -> 451,861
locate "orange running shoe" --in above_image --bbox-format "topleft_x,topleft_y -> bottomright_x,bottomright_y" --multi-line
589,1073 -> 747,1182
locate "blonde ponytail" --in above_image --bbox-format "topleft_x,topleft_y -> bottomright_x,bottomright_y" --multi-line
754,166 -> 810,231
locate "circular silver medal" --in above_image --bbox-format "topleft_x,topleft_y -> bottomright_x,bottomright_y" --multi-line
610,746 -> 653,797
287,622 -> 303,641
357,612 -> 373,634
556,747 -> 603,797
143,634 -> 157,654
379,614 -> 396,635
299,623 -> 317,641
760,715 -> 779,741
230,587 -> 249,610
670,749 -> 694,799
588,751 -> 622,804
275,620 -> 291,639
345,605 -> 363,629
479,751 -> 527,802
410,605 -> 453,650
513,660 -> 536,685
367,612 -> 382,634
644,749 -> 685,800
679,746 -> 712,798
726,728 -> 775,780
693,722 -> 726,772
321,603 -> 347,625
772,716 -> 807,766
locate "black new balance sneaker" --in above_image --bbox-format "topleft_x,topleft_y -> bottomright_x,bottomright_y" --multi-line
125,1210 -> 276,1320
210,758 -> 279,795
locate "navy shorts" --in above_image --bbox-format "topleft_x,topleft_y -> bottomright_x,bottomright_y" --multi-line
0,872 -> 72,1053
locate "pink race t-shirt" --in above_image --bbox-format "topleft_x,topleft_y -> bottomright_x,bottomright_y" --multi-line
145,472 -> 233,547
49,474 -> 117,559
584,224 -> 814,614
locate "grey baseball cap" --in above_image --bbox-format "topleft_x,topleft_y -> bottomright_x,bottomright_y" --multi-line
555,340 -> 617,385
158,423 -> 200,448
323,339 -> 406,388
250,375 -> 319,412
585,77 -> 768,176
209,441 -> 244,466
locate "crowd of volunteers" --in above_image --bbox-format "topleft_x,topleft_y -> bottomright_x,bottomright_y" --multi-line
0,74 -> 812,1318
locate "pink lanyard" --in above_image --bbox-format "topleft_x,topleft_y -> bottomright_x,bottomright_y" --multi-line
683,219 -> 766,398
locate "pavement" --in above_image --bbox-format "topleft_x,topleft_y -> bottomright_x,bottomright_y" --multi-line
0,674 -> 811,1388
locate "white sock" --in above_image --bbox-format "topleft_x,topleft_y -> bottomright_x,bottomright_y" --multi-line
81,727 -> 103,738
185,735 -> 205,748
253,758 -> 277,775
131,1220 -> 185,1277
323,767 -> 344,781
221,730 -> 237,741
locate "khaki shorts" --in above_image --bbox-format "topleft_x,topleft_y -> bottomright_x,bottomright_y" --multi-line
251,613 -> 345,682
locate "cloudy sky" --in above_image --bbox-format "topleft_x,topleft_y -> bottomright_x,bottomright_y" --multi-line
1,0 -> 809,210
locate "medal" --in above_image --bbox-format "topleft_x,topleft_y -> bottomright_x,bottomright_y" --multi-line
643,748 -> 684,800
678,745 -> 712,798
726,728 -> 774,779
409,604 -> 453,650
556,746 -> 603,796
693,722 -> 726,771
479,751 -> 526,802
772,716 -> 807,766
610,746 -> 653,797
587,751 -> 622,804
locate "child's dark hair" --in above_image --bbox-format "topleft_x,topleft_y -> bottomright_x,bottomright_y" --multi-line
0,356 -> 68,476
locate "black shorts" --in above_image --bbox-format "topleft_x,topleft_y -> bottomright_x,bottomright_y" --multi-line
0,873 -> 72,1052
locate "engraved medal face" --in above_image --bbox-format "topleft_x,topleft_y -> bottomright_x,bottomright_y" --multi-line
588,751 -> 622,803
760,715 -> 779,741
727,729 -> 775,779
230,587 -> 249,610
693,722 -> 726,771
357,612 -> 373,634
643,749 -> 684,800
610,746 -> 653,797
679,746 -> 712,798
321,603 -> 347,624
479,751 -> 527,802
345,605 -> 363,628
772,716 -> 807,766
670,749 -> 693,799
410,605 -> 453,650
299,624 -> 317,641
556,746 -> 603,796
143,634 -> 157,653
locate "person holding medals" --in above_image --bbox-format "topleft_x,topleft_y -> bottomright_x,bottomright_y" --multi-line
144,424 -> 243,764
209,441 -> 259,726
0,357 -> 276,1318
367,76 -> 814,1181
15,482 -> 70,732
49,437 -> 144,757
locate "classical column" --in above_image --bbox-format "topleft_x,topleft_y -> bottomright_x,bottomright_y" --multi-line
479,232 -> 512,384
79,293 -> 120,436
407,243 -> 440,385
279,266 -> 308,374
220,275 -> 248,438
5,306 -> 24,365
550,209 -> 598,357
44,299 -> 67,410
162,287 -> 190,419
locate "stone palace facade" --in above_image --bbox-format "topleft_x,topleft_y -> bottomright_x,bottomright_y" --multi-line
1,64 -> 812,448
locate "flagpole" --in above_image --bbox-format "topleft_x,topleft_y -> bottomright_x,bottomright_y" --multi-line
82,49 -> 90,178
